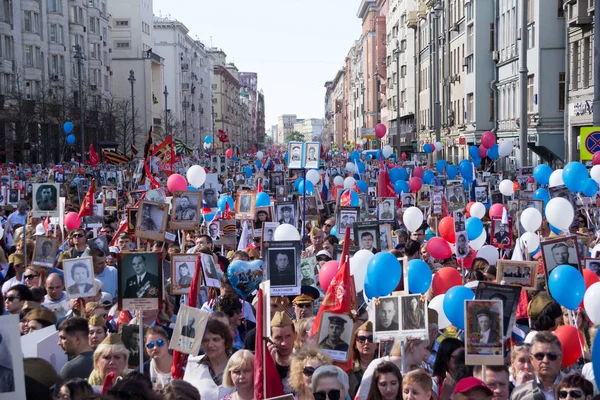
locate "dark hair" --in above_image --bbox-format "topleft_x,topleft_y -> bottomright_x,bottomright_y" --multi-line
471,258 -> 490,271
404,240 -> 421,258
7,284 -> 33,301
59,317 -> 90,337
468,269 -> 484,282
61,378 -> 94,399
70,262 -> 90,279
104,215 -> 117,225
366,361 -> 403,400
361,231 -> 374,239
231,250 -> 250,261
324,235 -> 339,246
216,294 -> 242,317
531,301 -> 562,331
198,234 -> 213,246
204,319 -> 233,352
108,371 -> 159,400
30,286 -> 46,303
432,338 -> 464,379
162,380 -> 200,400
71,228 -> 86,238
89,247 -> 105,258
557,374 -> 594,397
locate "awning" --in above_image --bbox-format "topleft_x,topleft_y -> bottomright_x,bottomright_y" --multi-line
527,133 -> 565,163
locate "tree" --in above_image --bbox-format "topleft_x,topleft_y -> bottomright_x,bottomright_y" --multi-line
285,130 -> 304,142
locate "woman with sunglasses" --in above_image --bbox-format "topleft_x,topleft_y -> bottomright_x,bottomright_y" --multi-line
311,365 -> 350,400
349,321 -> 378,397
222,349 -> 255,400
365,361 -> 403,400
556,374 -> 594,400
136,326 -> 173,391
289,346 -> 332,400
23,265 -> 41,288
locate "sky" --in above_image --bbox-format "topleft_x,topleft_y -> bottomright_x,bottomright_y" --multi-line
152,0 -> 363,129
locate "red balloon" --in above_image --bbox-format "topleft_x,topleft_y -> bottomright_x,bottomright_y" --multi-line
489,203 -> 505,218
438,217 -> 456,243
594,152 -> 600,166
465,202 -> 475,218
583,269 -> 599,289
408,177 -> 423,193
64,212 -> 81,230
225,149 -> 233,159
432,267 -> 462,295
319,260 -> 340,292
554,325 -> 584,367
401,152 -> 407,160
481,131 -> 496,149
413,167 -> 424,178
375,123 -> 387,138
426,237 -> 452,260
167,174 -> 187,193
478,145 -> 488,158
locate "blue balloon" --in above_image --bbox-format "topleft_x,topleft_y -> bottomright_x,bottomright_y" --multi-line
462,179 -> 470,191
330,225 -> 337,236
394,180 -> 409,195
443,286 -> 475,329
255,160 -> 262,169
472,156 -> 481,168
487,144 -> 499,160
549,224 -> 562,235
366,252 -> 401,297
204,135 -> 212,144
582,178 -> 599,197
390,167 -> 408,183
294,177 -> 303,190
446,164 -> 458,179
466,217 -> 484,240
298,180 -> 315,195
63,121 -> 73,134
243,167 -> 252,178
468,145 -> 479,159
227,260 -> 264,298
256,192 -> 271,207
284,153 -> 289,164
548,265 -> 585,310
218,195 -> 234,212
356,180 -> 368,193
407,259 -> 432,294
459,161 -> 474,183
533,164 -> 552,185
534,188 -> 551,205
66,134 -> 75,145
422,170 -> 435,185
435,160 -> 448,173
204,213 -> 216,222
186,185 -> 198,191
423,144 -> 433,153
356,161 -> 366,174
563,161 -> 588,193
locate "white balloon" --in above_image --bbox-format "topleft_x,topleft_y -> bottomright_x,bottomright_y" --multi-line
549,169 -> 564,187
186,165 -> 207,188
584,282 -> 600,325
434,141 -> 443,151
256,151 -> 264,160
0,225 -> 4,240
273,224 -> 301,241
345,162 -> 355,173
477,245 -> 499,266
470,202 -> 486,219
469,229 -> 487,250
498,140 -> 514,157
344,177 -> 356,189
382,145 -> 393,159
520,208 -> 542,232
546,197 -> 574,231
306,169 -> 321,185
429,294 -> 452,329
362,138 -> 367,144
403,207 -> 424,232
203,142 -> 210,149
333,176 -> 344,187
592,243 -> 600,258
519,232 -> 540,253
499,179 -> 514,196
350,250 -> 375,293
591,165 -> 600,184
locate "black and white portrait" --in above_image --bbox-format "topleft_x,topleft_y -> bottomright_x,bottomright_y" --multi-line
270,171 -> 284,188
299,258 -> 316,286
0,187 -> 5,206
418,186 -> 431,206
549,185 -> 577,208
201,252 -> 220,288
491,218 -> 512,247
170,306 -> 209,356
239,194 -> 252,213
173,192 -> 199,221
0,315 -> 25,396
276,185 -> 288,200
32,183 -> 59,217
336,207 -> 359,237
354,222 -> 380,253
401,294 -> 427,331
475,186 -> 489,203
379,224 -> 393,252
171,255 -> 197,295
265,241 -> 301,296
235,191 -> 256,220
135,200 -> 168,241
288,142 -> 303,169
261,222 -> 279,245
518,199 -> 544,215
496,260 -> 537,290
374,296 -> 399,340
54,171 -> 64,183
88,235 -> 109,257
276,202 -> 297,225
32,236 -> 58,268
465,300 -> 504,363
317,312 -> 352,362
299,196 -> 319,218
63,257 -> 96,299
455,231 -> 469,259
7,189 -> 18,206
103,188 -> 118,210
225,179 -> 234,192
119,325 -> 147,369
203,188 -> 218,209
304,142 -> 320,169
541,236 -> 582,278
217,220 -> 238,246
401,193 -> 415,210
447,185 -> 465,206
118,252 -> 162,310
585,258 -> 600,279
254,207 -> 272,231
367,186 -> 377,199
475,282 -> 521,340
454,210 -> 466,232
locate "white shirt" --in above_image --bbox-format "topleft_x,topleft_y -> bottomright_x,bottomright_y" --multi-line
480,329 -> 491,343
183,355 -> 234,400
41,292 -> 70,320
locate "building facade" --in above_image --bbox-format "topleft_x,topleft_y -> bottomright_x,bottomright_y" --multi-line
277,114 -> 297,144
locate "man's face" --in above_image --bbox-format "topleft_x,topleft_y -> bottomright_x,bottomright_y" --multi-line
485,370 -> 510,400
530,342 -> 562,380
42,243 -> 51,256
276,254 -> 289,269
258,212 -> 267,221
301,263 -> 312,277
266,230 -> 273,240
205,190 -> 216,201
142,206 -> 151,219
132,256 -> 146,275
328,322 -> 343,341
41,188 -> 51,200
378,301 -> 396,328
180,197 -> 189,208
411,230 -> 425,243
130,333 -> 140,353
383,203 -> 390,212
118,237 -> 131,250
361,234 -> 374,250
209,225 -> 218,237
271,325 -> 296,357
180,264 -> 189,276
58,332 -> 78,355
552,245 -> 569,264
458,235 -> 467,249
478,315 -> 491,332
45,276 -> 64,301
453,188 -> 460,197
107,191 -> 114,199
283,209 -> 290,218
499,225 -> 505,233
73,266 -> 87,284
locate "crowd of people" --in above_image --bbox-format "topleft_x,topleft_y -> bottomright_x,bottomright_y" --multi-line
0,146 -> 598,400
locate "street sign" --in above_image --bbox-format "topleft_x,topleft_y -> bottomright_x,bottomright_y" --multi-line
580,127 -> 600,160
361,128 -> 376,139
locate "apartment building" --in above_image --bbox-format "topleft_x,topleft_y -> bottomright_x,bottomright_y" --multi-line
239,72 -> 258,146
294,118 -> 324,141
277,114 -> 297,144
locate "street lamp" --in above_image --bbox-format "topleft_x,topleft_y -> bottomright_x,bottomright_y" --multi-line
163,86 -> 169,137
128,70 -> 136,154
182,96 -> 189,144
73,44 -> 85,164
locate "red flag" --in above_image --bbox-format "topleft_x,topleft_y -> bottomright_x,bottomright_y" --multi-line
89,143 -> 99,166
78,180 -> 96,218
339,189 -> 351,207
43,216 -> 50,233
378,158 -> 396,198
254,288 -> 285,400
224,201 -> 232,220
310,226 -> 355,372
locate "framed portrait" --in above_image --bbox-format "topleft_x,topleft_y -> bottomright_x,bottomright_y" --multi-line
275,185 -> 288,201
379,224 -> 394,252
401,193 -> 416,210
118,252 -> 162,311
418,185 -> 431,207
275,201 -> 297,226
118,324 -> 148,369
32,183 -> 59,217
584,258 -> 600,280
84,203 -> 104,227
7,189 -> 18,207
135,200 -> 168,242
399,294 -> 428,339
549,185 -> 577,207
261,221 -> 280,247
289,168 -> 305,180
358,193 -> 369,214
270,171 -> 285,188
335,207 -> 360,238
224,179 -> 235,193
540,235 -> 582,281
127,208 -> 138,233
169,306 -> 209,355
63,257 -> 96,300
235,191 -> 256,220
411,152 -> 428,166
32,236 -> 59,268
253,206 -> 272,238
519,166 -> 534,176
0,314 -> 26,398
496,260 -> 538,290
476,282 -> 523,339
447,184 -> 466,211
298,196 -> 319,218
491,217 -> 513,248
169,254 -> 198,295
200,252 -> 220,288
314,189 -> 325,210
304,142 -> 321,169
455,231 -> 470,259
367,185 -> 377,199
87,235 -> 109,257
170,191 -> 201,230
575,235 -> 591,266
504,200 -> 519,221
464,300 -> 504,365
453,210 -> 466,233
103,187 -> 118,211
202,187 -> 218,210
517,199 -> 541,215
373,295 -> 400,341
324,201 -> 336,217
353,222 -> 380,253
215,220 -> 237,246
490,191 -> 503,205
299,257 -> 318,286
431,186 -> 444,215
264,240 -> 301,296
288,141 -> 304,169
317,312 -> 353,362
474,185 -> 489,204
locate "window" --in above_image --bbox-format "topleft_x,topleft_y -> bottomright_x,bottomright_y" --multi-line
90,43 -> 100,59
467,93 -> 473,122
115,19 -> 129,27
467,25 -> 473,55
527,75 -> 535,112
558,72 -> 565,111
572,42 -> 579,90
3,36 -> 11,60
489,90 -> 495,121
48,0 -> 61,13
583,37 -> 591,87
24,11 -> 31,32
90,69 -> 99,85
70,6 -> 83,24
401,65 -> 407,78
527,25 -> 535,49
24,45 -> 33,66
142,22 -> 150,34
490,23 -> 495,51
49,24 -> 63,43
103,27 -> 108,39
89,17 -> 99,34
101,2 -> 106,17
50,54 -> 64,76
115,41 -> 130,49
0,0 -> 11,23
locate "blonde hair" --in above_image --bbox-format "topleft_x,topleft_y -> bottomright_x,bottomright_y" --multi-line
223,349 -> 254,388
88,342 -> 130,385
289,346 -> 332,394
84,302 -> 103,319
293,317 -> 315,350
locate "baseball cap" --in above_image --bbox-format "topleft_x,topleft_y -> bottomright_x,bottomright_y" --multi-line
100,292 -> 113,307
453,377 -> 493,396
34,223 -> 46,236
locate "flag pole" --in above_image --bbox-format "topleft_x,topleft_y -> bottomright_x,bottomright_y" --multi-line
302,167 -> 306,251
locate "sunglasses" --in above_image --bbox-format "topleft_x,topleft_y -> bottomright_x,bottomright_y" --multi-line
314,389 -> 341,400
559,390 -> 584,399
146,339 -> 165,349
324,223 -> 333,227
356,335 -> 374,343
4,296 -> 19,302
24,274 -> 38,280
72,233 -> 85,238
532,352 -> 559,361
303,366 -> 316,377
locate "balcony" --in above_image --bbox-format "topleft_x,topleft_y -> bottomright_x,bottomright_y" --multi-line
568,0 -> 593,26
407,11 -> 418,29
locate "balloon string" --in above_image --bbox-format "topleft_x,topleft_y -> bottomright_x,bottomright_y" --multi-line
569,309 -> 587,363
